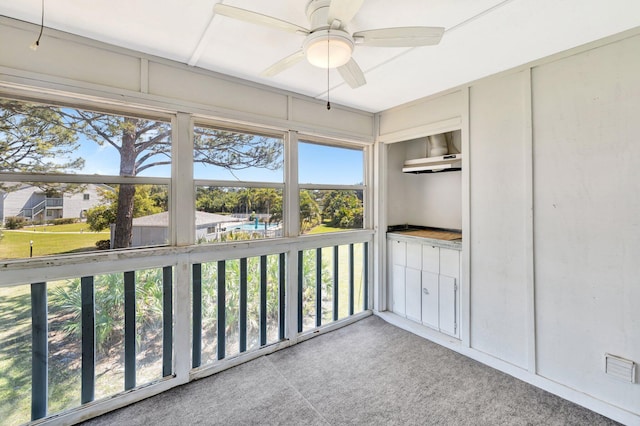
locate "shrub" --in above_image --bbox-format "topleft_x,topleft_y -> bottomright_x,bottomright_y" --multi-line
5,216 -> 26,230
95,239 -> 111,250
52,218 -> 78,225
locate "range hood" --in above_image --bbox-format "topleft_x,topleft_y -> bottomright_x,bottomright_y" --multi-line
403,153 -> 462,174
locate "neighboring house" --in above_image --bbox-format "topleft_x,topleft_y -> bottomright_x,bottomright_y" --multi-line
122,211 -> 244,248
0,183 -> 111,226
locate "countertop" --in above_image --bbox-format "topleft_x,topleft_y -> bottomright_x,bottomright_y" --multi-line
387,226 -> 462,250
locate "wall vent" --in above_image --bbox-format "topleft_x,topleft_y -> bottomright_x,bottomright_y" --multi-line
605,353 -> 637,383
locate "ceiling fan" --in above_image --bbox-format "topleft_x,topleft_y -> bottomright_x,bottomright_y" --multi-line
214,0 -> 444,88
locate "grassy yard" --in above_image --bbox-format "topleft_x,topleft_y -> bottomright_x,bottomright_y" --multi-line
23,222 -> 94,233
0,284 -> 32,425
300,242 -> 366,331
307,224 -> 344,234
0,282 -> 90,425
0,226 -> 109,259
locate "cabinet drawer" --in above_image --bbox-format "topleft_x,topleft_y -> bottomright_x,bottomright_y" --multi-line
440,248 -> 460,279
406,242 -> 422,269
421,245 -> 439,273
390,240 -> 406,266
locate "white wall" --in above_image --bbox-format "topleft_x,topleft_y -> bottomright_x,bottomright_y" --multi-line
532,34 -> 640,414
62,185 -> 106,219
0,185 -> 44,218
381,90 -> 465,231
468,71 -> 530,369
386,140 -> 462,230
0,17 -> 374,143
379,29 -> 640,423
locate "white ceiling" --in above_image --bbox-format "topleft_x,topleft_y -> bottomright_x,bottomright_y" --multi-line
1,0 -> 639,112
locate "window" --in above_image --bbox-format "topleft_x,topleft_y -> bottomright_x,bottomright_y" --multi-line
0,98 -> 171,259
298,141 -> 365,234
194,124 -> 284,244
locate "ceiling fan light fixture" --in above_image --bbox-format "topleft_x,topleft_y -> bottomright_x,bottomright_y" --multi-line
303,30 -> 353,68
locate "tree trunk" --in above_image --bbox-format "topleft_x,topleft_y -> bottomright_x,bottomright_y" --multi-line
113,118 -> 138,249
113,184 -> 136,248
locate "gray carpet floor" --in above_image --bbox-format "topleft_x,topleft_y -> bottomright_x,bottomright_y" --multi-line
83,316 -> 619,425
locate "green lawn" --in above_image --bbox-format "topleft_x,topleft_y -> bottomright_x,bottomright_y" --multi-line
300,242 -> 366,330
0,284 -> 32,425
23,222 -> 94,233
307,224 -> 343,234
0,281 -> 85,425
0,228 -> 109,259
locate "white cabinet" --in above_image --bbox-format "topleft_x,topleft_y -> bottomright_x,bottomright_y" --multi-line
406,242 -> 422,269
422,245 -> 439,273
388,236 -> 461,338
392,239 -> 406,265
405,241 -> 422,322
421,271 -> 439,328
392,264 -> 406,315
438,248 -> 459,336
440,248 -> 459,278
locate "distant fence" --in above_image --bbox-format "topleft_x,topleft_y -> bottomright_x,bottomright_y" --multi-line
230,213 -> 272,221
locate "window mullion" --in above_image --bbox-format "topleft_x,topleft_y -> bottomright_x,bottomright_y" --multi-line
172,112 -> 195,246
285,130 -> 300,344
172,112 -> 193,387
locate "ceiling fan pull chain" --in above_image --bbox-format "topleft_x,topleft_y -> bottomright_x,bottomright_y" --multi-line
326,29 -> 331,110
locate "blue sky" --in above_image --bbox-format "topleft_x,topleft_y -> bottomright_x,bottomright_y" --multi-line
298,142 -> 363,185
76,138 -> 363,185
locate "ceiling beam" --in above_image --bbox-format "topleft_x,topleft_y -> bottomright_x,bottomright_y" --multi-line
188,1 -> 224,67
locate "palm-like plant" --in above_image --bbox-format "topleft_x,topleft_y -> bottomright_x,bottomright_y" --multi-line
50,269 -> 164,355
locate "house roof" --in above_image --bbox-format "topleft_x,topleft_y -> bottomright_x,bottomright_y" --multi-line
132,211 -> 242,227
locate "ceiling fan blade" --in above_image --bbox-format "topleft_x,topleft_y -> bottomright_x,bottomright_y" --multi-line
353,26 -> 444,47
261,50 -> 306,77
328,0 -> 365,27
214,4 -> 309,35
338,59 -> 366,89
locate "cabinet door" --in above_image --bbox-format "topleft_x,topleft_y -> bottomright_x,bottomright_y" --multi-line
421,271 -> 439,329
391,239 -> 406,266
391,264 -> 406,316
405,268 -> 422,323
439,275 -> 458,336
406,242 -> 422,270
422,245 -> 439,274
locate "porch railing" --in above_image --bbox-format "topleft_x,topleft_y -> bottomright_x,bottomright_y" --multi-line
1,235 -> 372,424
18,198 -> 64,220
27,267 -> 174,420
191,253 -> 287,368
